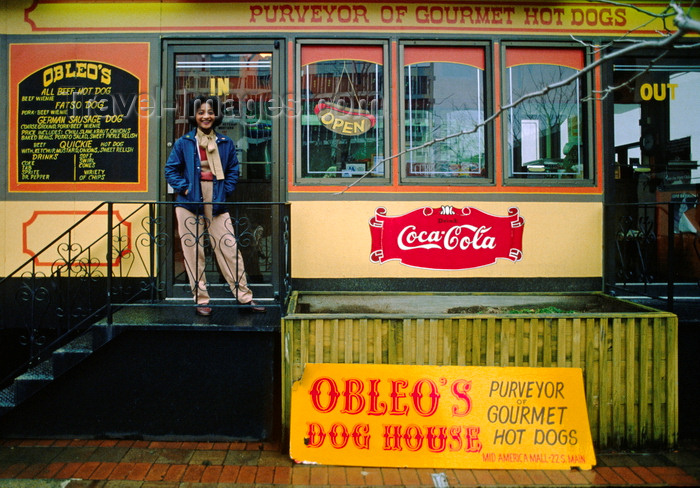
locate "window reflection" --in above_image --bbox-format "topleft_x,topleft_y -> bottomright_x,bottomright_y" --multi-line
174,53 -> 273,181
404,56 -> 486,179
505,49 -> 585,180
300,47 -> 384,179
612,60 -> 700,283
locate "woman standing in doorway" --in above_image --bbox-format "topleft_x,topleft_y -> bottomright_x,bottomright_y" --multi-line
165,95 -> 265,316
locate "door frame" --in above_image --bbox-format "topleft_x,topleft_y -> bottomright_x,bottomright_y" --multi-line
161,38 -> 286,300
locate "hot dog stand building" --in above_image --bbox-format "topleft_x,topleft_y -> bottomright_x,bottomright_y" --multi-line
0,0 -> 697,453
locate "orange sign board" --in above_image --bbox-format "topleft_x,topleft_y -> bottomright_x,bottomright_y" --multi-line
8,43 -> 150,193
290,363 -> 595,470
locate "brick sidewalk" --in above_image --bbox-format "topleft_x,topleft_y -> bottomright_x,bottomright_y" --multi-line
0,439 -> 699,487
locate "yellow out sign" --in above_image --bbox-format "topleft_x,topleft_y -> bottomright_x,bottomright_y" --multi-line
290,364 -> 595,470
639,83 -> 678,101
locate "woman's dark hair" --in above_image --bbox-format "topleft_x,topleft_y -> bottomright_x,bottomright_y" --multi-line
187,95 -> 224,127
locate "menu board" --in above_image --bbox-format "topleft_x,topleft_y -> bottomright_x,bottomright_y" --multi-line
17,61 -> 139,184
9,43 -> 150,193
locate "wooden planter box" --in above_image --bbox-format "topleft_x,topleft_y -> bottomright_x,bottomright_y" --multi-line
281,292 -> 678,449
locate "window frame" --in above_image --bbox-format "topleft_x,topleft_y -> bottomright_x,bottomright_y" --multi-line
501,41 -> 595,187
294,40 -> 390,185
609,52 -> 700,195
399,40 -> 494,186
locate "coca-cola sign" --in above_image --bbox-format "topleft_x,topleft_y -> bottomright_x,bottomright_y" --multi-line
369,206 -> 524,270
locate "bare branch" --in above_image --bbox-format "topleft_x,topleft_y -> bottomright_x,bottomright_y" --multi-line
333,2 -> 698,195
587,49 -> 670,101
672,1 -> 700,32
587,0 -> 675,19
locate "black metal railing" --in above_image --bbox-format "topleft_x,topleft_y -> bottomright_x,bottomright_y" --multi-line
605,199 -> 700,312
0,201 -> 290,386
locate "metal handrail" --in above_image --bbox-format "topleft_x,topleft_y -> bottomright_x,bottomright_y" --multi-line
605,200 -> 700,313
0,201 -> 291,387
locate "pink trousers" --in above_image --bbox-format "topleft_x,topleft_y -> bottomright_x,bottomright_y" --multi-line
175,181 -> 253,305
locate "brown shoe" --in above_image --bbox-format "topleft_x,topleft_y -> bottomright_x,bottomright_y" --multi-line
196,305 -> 212,316
243,300 -> 266,313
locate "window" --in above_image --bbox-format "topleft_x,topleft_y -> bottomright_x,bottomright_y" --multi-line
174,52 -> 273,182
402,46 -> 488,181
611,57 -> 700,283
299,45 -> 386,180
294,43 -> 593,187
505,47 -> 587,181
612,60 -> 700,212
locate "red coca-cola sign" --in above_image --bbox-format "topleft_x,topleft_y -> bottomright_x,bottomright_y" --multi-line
369,206 -> 524,270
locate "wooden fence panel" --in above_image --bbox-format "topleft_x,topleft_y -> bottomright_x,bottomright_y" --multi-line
282,311 -> 678,449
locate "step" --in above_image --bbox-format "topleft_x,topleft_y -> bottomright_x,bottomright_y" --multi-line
16,359 -> 53,381
91,324 -> 121,348
0,384 -> 16,409
0,326 -> 124,418
56,332 -> 94,354
52,332 -> 94,376
14,359 -> 54,403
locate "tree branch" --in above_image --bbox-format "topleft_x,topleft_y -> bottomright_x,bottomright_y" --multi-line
333,1 -> 698,195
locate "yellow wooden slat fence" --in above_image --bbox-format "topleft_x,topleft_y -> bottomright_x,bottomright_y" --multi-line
282,309 -> 677,449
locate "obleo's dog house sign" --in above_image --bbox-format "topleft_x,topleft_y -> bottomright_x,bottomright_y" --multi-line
369,206 -> 524,270
289,364 -> 596,470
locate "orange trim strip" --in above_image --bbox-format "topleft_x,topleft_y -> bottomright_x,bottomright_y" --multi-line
494,42 -> 503,188
404,46 -> 485,70
288,41 -> 296,193
22,210 -> 131,267
594,48 -> 604,192
506,47 -> 584,70
301,45 -> 383,66
289,185 -> 602,195
25,26 -> 674,37
391,41 -> 400,189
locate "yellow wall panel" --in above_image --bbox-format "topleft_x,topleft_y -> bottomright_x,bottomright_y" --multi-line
3,200 -> 86,277
1,201 -> 153,278
290,200 -> 602,278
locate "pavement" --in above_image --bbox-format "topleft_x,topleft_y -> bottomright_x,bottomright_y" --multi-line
0,438 -> 699,487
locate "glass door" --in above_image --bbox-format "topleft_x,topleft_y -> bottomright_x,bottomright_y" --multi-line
164,42 -> 282,300
609,57 -> 700,286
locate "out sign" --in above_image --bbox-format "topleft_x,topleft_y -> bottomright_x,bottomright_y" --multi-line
639,83 -> 678,101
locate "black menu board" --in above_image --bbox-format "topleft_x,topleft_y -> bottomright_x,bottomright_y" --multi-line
17,61 -> 140,184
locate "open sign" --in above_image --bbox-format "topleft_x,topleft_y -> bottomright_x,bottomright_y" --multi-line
314,101 -> 376,136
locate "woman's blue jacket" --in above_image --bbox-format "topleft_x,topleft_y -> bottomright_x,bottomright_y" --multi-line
164,128 -> 239,216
